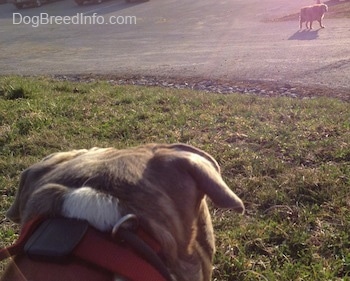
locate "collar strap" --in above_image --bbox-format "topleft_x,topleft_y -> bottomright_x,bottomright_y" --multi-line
0,217 -> 173,281
75,224 -> 173,281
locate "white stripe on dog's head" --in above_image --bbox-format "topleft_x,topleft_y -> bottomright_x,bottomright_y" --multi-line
62,187 -> 121,231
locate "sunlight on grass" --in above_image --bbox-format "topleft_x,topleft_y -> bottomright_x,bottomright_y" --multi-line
0,76 -> 349,279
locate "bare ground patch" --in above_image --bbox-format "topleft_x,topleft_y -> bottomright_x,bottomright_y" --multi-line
52,74 -> 350,102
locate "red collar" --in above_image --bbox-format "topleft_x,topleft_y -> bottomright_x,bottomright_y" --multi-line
0,217 -> 172,281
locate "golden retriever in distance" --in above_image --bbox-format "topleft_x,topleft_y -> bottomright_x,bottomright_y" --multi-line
300,3 -> 328,29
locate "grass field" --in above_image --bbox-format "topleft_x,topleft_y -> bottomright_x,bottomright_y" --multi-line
0,76 -> 349,280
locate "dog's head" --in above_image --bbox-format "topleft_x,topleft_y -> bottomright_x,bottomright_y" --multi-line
313,3 -> 328,17
322,4 -> 328,13
6,143 -> 244,281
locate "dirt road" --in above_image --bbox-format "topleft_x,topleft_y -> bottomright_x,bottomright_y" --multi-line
0,0 -> 349,91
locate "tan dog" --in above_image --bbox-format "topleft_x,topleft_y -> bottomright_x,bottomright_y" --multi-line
3,143 -> 244,281
299,3 -> 328,29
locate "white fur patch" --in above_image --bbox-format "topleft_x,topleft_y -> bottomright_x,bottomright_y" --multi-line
62,187 -> 121,231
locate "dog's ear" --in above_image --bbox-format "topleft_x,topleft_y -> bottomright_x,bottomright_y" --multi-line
6,164 -> 49,223
6,149 -> 90,223
176,152 -> 244,213
164,143 -> 222,173
155,144 -> 244,213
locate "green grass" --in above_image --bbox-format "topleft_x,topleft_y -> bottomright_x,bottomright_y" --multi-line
0,76 -> 349,280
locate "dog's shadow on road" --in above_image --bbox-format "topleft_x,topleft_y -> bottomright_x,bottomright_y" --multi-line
288,29 -> 320,40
